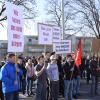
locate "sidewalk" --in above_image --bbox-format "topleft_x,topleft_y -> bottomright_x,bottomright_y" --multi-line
77,79 -> 100,100
19,79 -> 100,100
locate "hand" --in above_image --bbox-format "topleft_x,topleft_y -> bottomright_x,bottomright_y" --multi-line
70,67 -> 74,71
16,68 -> 20,72
44,61 -> 48,67
43,66 -> 47,70
22,76 -> 24,79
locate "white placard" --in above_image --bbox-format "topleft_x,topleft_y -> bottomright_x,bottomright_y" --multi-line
53,26 -> 61,43
6,2 -> 24,52
53,40 -> 71,54
38,23 -> 53,45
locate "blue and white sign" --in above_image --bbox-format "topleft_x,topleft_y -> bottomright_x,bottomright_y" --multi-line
53,40 -> 71,54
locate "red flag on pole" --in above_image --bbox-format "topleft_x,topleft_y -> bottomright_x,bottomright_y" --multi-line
75,39 -> 82,67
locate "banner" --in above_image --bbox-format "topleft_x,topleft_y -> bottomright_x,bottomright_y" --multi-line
53,26 -> 61,43
38,23 -> 53,45
53,40 -> 71,54
6,2 -> 24,52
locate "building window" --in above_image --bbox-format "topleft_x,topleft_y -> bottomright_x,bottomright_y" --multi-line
35,37 -> 38,40
28,38 -> 32,42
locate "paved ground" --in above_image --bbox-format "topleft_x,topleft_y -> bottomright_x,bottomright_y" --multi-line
19,79 -> 100,100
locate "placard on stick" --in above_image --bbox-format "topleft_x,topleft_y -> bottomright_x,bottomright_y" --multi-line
38,23 -> 53,45
53,40 -> 71,54
6,2 -> 24,52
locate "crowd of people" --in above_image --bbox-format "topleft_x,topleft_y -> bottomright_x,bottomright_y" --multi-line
0,52 -> 100,100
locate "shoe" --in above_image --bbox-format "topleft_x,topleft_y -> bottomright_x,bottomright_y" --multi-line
25,93 -> 30,97
30,91 -> 35,95
23,91 -> 25,95
73,95 -> 78,99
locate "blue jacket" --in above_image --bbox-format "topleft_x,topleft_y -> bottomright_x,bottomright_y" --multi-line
0,62 -> 22,94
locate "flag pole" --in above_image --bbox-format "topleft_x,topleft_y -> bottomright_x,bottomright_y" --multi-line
44,45 -> 46,53
15,52 -> 18,85
70,39 -> 82,80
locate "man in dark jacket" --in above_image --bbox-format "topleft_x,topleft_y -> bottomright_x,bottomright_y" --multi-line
90,56 -> 98,95
63,55 -> 74,100
85,56 -> 91,84
17,58 -> 26,94
57,55 -> 64,97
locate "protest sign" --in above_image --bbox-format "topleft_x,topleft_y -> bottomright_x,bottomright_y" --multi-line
6,2 -> 24,52
38,23 -> 53,45
53,40 -> 71,54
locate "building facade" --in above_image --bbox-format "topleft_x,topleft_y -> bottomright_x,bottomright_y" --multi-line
0,35 -> 93,60
0,40 -> 7,60
24,35 -> 52,57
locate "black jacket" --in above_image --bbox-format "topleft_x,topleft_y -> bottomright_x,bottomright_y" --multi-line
63,61 -> 74,80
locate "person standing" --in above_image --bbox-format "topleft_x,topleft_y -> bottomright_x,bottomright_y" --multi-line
57,55 -> 64,97
47,54 -> 59,100
35,55 -> 47,100
25,59 -> 35,96
0,64 -> 4,100
90,56 -> 98,96
0,53 -> 21,100
43,52 -> 51,100
85,56 -> 91,84
17,58 -> 27,95
63,55 -> 74,100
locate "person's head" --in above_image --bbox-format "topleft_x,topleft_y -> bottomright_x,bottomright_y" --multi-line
37,55 -> 44,65
92,55 -> 96,60
51,52 -> 55,56
86,55 -> 90,60
28,59 -> 32,64
57,55 -> 62,61
50,54 -> 57,64
6,53 -> 16,64
67,54 -> 72,62
32,56 -> 36,60
42,52 -> 50,61
17,58 -> 23,65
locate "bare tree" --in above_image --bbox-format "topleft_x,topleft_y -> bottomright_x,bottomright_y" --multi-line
45,0 -> 85,38
46,0 -> 75,31
71,0 -> 100,38
0,0 -> 37,22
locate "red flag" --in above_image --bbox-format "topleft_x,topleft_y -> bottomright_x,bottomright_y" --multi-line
75,39 -> 82,67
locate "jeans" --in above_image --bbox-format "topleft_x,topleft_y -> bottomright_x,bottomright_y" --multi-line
36,83 -> 47,100
73,76 -> 80,95
26,77 -> 33,94
4,91 -> 19,100
64,80 -> 73,100
20,79 -> 26,94
90,76 -> 98,95
49,81 -> 59,100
